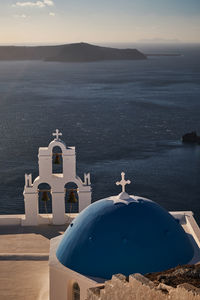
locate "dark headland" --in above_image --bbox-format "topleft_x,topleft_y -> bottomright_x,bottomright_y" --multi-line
0,42 -> 146,62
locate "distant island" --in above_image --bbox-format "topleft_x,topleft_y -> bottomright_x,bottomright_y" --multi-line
145,53 -> 181,57
0,42 -> 147,62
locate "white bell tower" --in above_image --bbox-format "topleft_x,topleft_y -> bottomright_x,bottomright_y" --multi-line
22,130 -> 92,226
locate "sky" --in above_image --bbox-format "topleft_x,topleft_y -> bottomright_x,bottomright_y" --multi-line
0,0 -> 200,45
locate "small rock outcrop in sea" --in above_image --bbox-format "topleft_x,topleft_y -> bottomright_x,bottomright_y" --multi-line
182,131 -> 200,144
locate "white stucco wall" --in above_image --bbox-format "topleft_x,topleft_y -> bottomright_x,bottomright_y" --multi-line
49,236 -> 101,300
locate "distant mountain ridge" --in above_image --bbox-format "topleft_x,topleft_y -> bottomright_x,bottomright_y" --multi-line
0,42 -> 147,62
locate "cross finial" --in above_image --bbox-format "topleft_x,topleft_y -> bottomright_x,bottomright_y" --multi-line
116,172 -> 131,193
52,129 -> 62,140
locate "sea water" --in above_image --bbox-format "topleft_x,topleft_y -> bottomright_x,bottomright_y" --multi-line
0,44 -> 199,220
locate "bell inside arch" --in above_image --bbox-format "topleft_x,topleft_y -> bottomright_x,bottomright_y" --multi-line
54,153 -> 60,165
68,189 -> 77,203
41,191 -> 50,202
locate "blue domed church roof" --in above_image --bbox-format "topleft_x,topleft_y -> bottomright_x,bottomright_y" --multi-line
56,189 -> 194,280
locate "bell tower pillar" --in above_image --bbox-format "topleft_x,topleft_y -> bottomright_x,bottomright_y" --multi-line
52,191 -> 66,225
22,174 -> 38,226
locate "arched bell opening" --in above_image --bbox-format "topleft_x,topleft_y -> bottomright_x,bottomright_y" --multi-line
65,182 -> 79,213
72,282 -> 80,300
52,146 -> 63,174
38,183 -> 52,214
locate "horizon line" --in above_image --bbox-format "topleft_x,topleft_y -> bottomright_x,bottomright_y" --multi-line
0,41 -> 200,47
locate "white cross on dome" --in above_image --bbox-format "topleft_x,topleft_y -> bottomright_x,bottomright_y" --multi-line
116,172 -> 131,193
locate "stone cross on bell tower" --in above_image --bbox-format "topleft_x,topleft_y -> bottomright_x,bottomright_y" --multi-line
116,172 -> 131,193
53,129 -> 62,140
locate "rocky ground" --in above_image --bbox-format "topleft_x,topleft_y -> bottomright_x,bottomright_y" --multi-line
145,264 -> 200,288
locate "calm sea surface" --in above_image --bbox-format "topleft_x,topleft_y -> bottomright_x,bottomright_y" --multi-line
0,44 -> 200,221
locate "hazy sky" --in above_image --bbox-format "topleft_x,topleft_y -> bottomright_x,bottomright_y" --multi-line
1,0 -> 200,45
